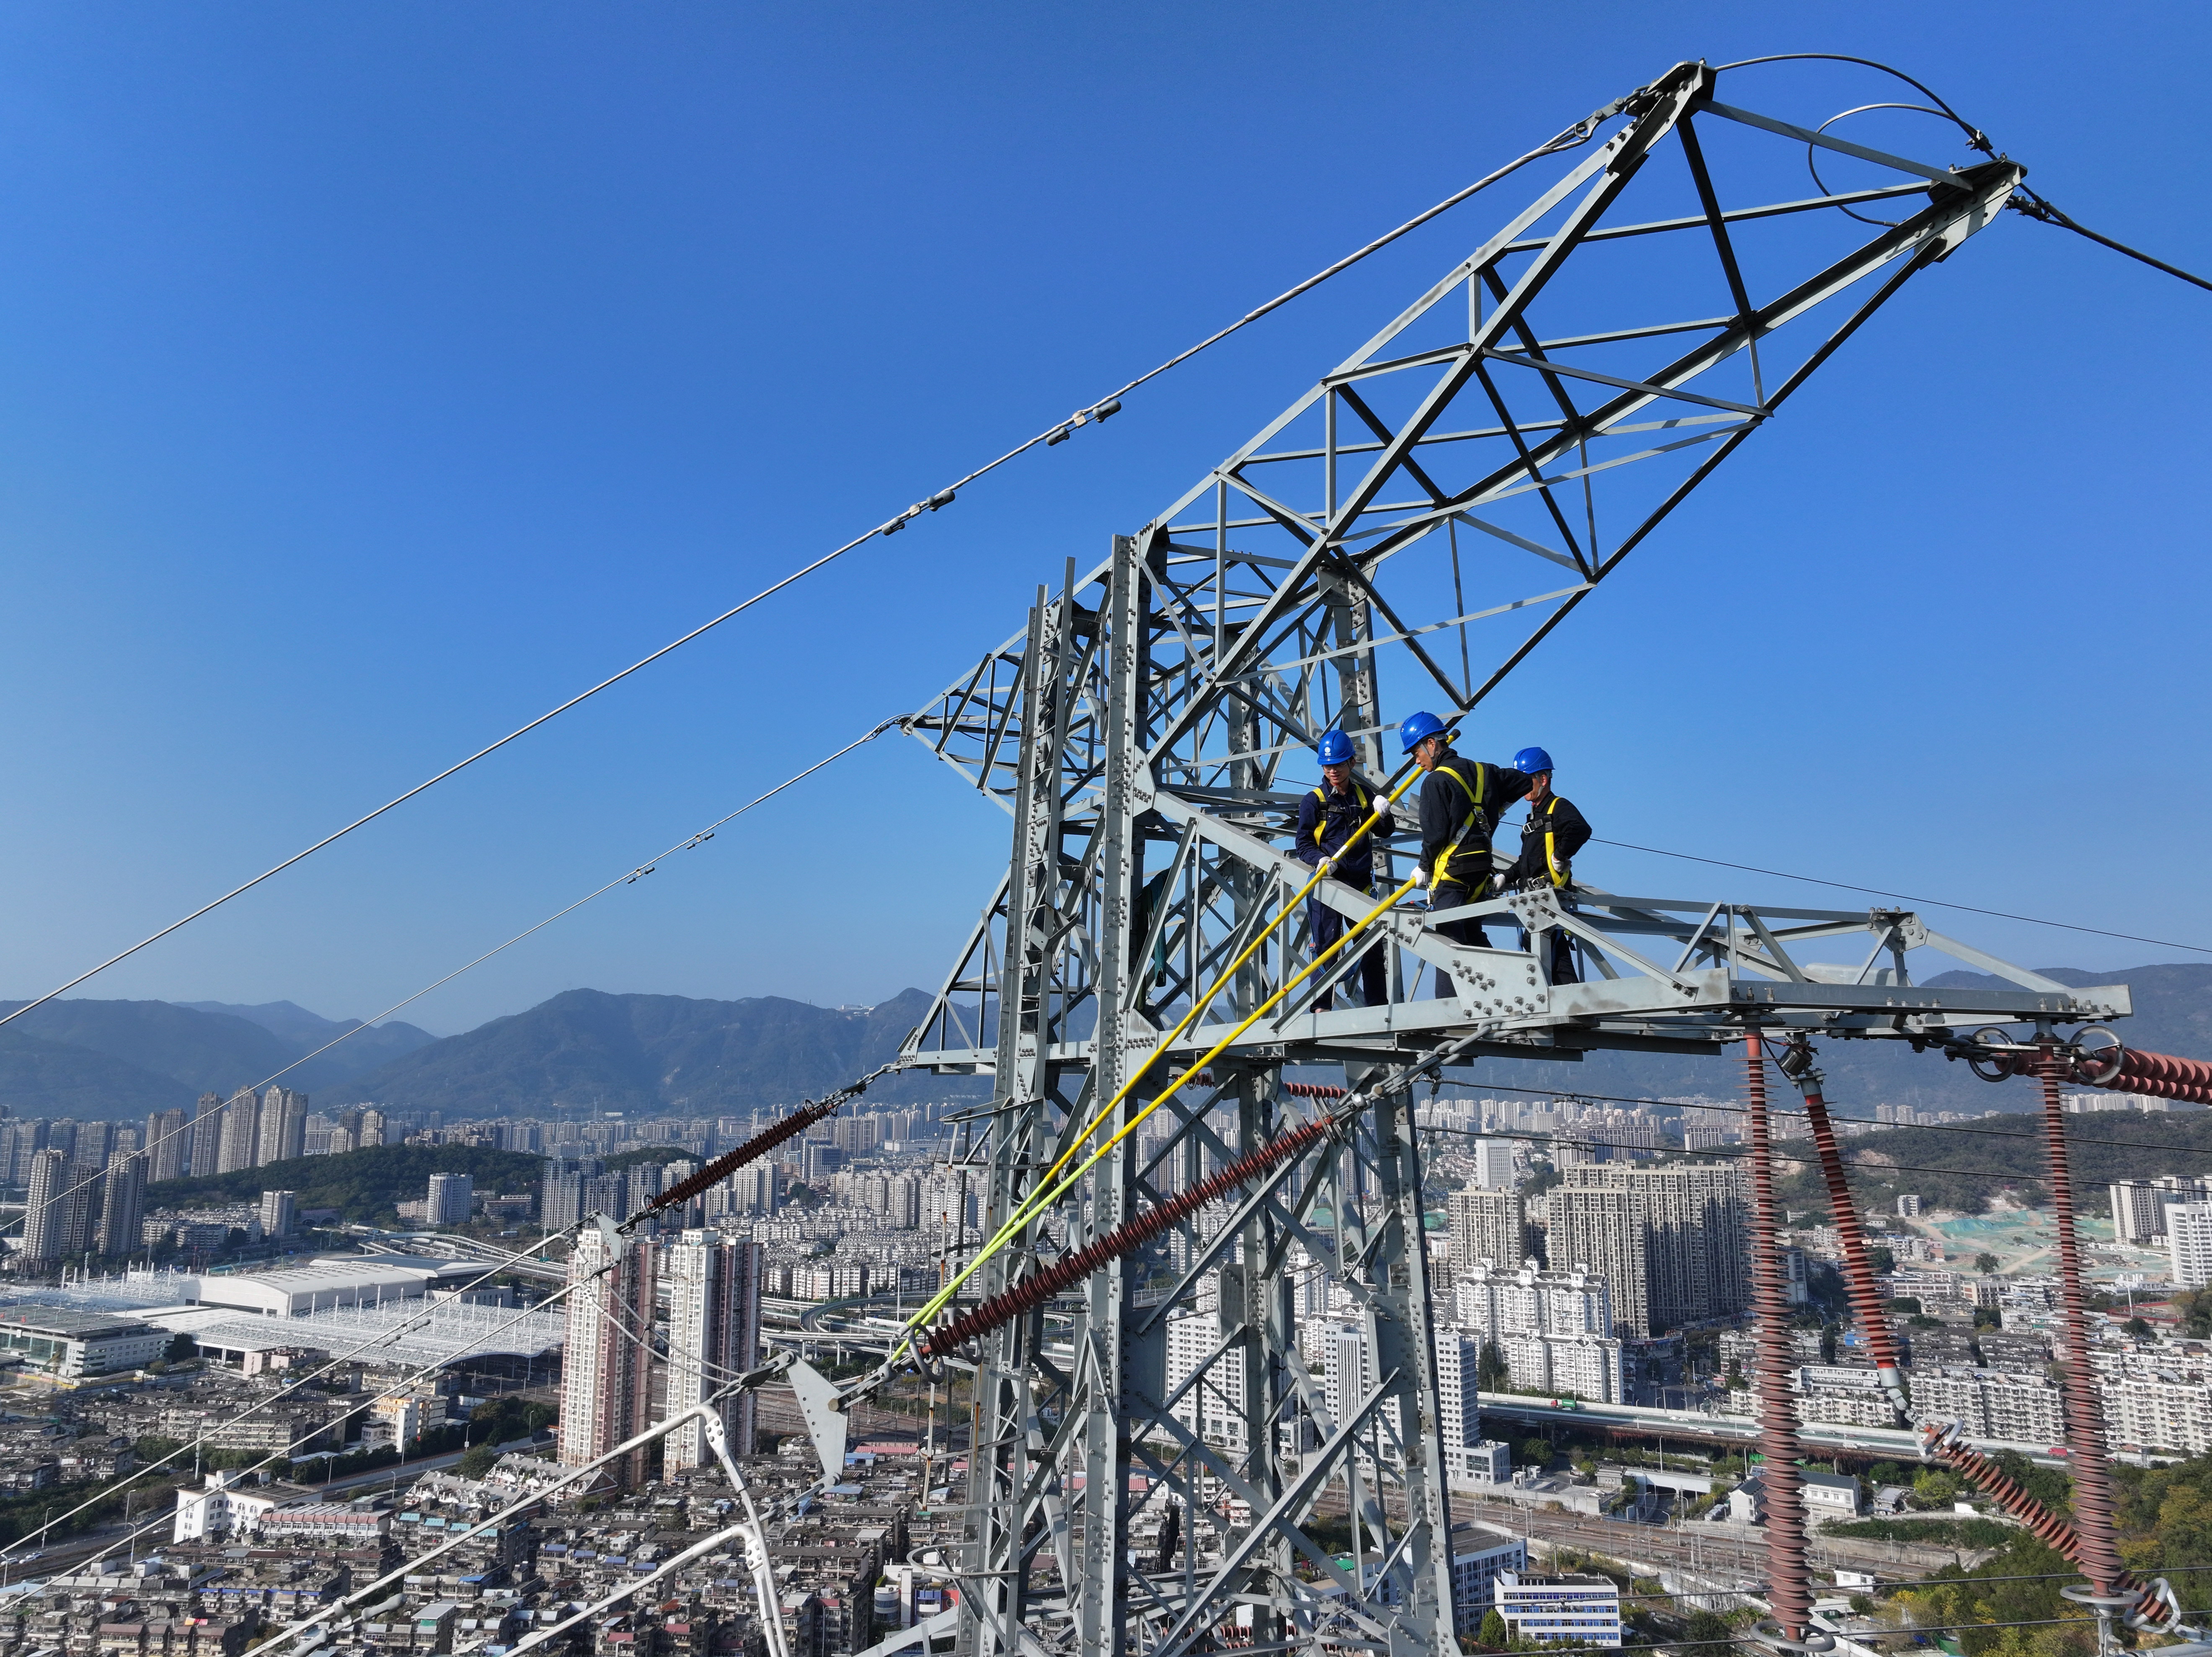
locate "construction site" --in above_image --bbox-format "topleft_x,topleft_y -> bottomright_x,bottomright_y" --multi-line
2,27 -> 2211,1657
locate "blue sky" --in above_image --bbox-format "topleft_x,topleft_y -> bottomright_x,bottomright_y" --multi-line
0,3 -> 2205,1035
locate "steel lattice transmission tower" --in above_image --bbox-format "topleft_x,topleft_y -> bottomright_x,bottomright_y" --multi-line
887,59 -> 2098,1657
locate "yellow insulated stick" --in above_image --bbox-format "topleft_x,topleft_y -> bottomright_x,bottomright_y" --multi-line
901,751 -> 1428,1339
899,868 -> 1422,1358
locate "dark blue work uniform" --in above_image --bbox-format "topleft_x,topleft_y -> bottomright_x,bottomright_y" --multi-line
1507,792 -> 1593,983
1295,777 -> 1390,1009
1416,748 -> 1535,970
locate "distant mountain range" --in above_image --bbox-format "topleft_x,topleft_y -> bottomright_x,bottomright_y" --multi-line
0,988 -> 955,1119
0,963 -> 2207,1122
0,999 -> 436,1120
318,987 -> 955,1114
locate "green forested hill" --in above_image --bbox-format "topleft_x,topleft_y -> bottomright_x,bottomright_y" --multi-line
148,1143 -> 547,1225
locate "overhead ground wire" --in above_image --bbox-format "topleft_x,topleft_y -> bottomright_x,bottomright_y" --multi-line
0,93 -> 1634,1040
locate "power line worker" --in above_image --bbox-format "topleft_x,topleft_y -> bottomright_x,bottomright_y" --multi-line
1504,746 -> 1591,985
1294,728 -> 1391,1009
1399,711 -> 1536,992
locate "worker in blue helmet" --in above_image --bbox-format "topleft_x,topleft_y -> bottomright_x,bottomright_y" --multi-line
1397,712 -> 1540,988
1294,728 -> 1390,1009
1504,746 -> 1591,984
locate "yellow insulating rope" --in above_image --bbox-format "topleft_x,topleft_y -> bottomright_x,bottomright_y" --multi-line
902,754 -> 1429,1338
898,869 -> 1423,1358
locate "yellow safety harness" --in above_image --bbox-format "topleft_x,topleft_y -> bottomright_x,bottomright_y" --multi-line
1431,761 -> 1490,894
1537,795 -> 1567,888
1310,781 -> 1373,850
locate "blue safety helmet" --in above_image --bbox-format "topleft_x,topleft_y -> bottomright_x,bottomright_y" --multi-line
1316,729 -> 1354,767
1514,746 -> 1555,775
1399,711 -> 1447,753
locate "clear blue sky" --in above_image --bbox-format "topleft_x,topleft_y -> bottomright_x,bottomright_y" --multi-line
0,3 -> 2205,1034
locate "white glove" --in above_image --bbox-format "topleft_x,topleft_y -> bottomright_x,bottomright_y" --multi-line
1413,868 -> 1429,890
1316,856 -> 1337,880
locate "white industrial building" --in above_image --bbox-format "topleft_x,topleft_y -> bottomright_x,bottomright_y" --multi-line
1495,1572 -> 1621,1648
191,1258 -> 450,1317
0,1310 -> 166,1378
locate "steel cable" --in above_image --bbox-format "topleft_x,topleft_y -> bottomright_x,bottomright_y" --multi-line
0,723 -> 895,1265
1589,836 -> 2212,957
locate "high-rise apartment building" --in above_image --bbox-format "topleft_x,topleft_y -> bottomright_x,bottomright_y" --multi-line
725,1163 -> 779,1216
0,1120 -> 49,1187
1469,1139 -> 1517,1190
2111,1177 -> 2212,1246
216,1090 -> 261,1175
559,1225 -> 656,1489
23,1151 -> 99,1263
426,1172 -> 474,1227
887,1174 -> 921,1231
259,1190 -> 298,1240
189,1094 -> 225,1178
2169,1205 -> 2212,1290
75,1122 -> 115,1170
1545,1187 -> 1649,1336
661,1231 -> 766,1469
359,1110 -> 388,1149
256,1088 -> 308,1166
1554,1162 -> 1747,1334
1456,1262 -> 1612,1339
2112,1180 -> 2169,1245
1454,1262 -> 1623,1402
96,1155 -> 148,1258
145,1109 -> 188,1183
541,1160 -> 587,1232
1448,1187 -> 1526,1274
1432,1330 -> 1486,1476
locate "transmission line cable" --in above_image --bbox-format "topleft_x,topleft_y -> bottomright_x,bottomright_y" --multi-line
1714,53 -> 2212,294
1415,1076 -> 2212,1159
0,90 -> 1639,1039
0,723 -> 893,1260
1590,836 -> 2212,956
1373,1119 -> 2118,1187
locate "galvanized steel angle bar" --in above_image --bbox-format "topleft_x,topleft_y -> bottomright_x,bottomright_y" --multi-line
906,871 -> 1010,1060
1739,906 -> 1811,982
1123,1429 -> 1367,1616
1698,97 -> 1977,190
1149,1373 -> 1406,1655
1130,1126 -> 1329,1338
1494,179 -> 1939,253
1479,343 -> 1768,417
